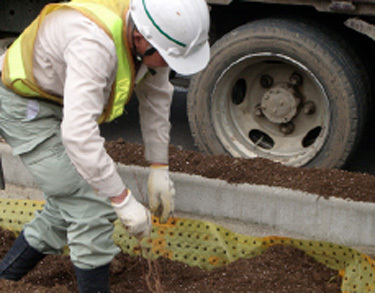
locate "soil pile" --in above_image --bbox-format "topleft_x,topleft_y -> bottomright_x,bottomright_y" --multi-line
0,228 -> 341,292
105,139 -> 375,203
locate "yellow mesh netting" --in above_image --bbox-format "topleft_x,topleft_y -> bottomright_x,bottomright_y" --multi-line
1,198 -> 374,292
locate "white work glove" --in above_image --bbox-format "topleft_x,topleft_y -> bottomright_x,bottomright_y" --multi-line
147,165 -> 175,223
112,190 -> 151,238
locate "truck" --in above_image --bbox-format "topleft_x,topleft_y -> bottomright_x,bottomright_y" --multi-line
1,0 -> 375,169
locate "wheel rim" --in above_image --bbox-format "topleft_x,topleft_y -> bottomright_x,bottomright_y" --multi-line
211,53 -> 330,166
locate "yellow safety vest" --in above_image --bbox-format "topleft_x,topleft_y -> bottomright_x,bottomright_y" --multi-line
1,0 -> 135,123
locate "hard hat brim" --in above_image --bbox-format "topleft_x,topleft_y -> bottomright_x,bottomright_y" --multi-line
158,41 -> 210,76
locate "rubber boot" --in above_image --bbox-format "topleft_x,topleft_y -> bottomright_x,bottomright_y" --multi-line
74,263 -> 110,293
0,231 -> 45,280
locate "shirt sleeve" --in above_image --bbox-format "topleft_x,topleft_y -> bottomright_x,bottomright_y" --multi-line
61,23 -> 125,198
135,66 -> 174,164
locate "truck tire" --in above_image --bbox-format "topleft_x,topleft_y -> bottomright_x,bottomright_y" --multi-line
187,18 -> 369,168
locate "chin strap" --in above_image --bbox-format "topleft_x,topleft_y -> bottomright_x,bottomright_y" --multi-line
130,24 -> 157,75
135,47 -> 157,61
135,47 -> 157,75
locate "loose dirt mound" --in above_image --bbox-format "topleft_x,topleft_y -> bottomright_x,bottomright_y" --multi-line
105,139 -> 375,203
0,228 -> 341,292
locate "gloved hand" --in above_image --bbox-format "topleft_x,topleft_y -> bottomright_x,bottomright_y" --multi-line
112,189 -> 151,238
147,165 -> 175,223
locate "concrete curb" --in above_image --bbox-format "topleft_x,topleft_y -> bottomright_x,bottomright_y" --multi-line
1,143 -> 374,250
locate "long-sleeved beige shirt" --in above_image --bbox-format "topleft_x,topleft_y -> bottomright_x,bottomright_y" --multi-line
0,8 -> 174,198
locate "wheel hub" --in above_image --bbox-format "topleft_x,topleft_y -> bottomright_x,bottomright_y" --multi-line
260,86 -> 298,124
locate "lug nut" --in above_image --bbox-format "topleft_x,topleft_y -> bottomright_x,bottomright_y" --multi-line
254,104 -> 263,116
280,122 -> 295,134
290,73 -> 303,86
303,101 -> 316,115
260,75 -> 273,88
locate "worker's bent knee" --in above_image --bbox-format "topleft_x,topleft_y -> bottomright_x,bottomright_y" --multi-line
68,217 -> 120,269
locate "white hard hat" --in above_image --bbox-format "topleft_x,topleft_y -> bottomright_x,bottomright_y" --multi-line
130,0 -> 210,75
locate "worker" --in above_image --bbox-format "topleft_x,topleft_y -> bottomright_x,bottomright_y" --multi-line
0,0 -> 210,292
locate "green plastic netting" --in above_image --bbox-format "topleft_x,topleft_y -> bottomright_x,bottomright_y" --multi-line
0,198 -> 374,292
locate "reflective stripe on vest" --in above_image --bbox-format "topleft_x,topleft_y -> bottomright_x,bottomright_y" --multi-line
2,0 -> 134,123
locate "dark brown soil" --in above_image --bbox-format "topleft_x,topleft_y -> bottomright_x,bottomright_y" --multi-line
2,139 -> 373,292
105,139 -> 375,203
0,228 -> 341,293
